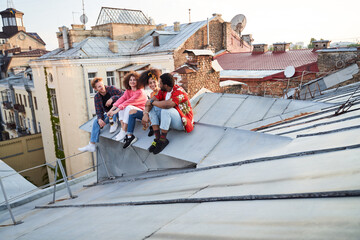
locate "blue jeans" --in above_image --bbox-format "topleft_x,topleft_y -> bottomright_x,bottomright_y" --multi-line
127,110 -> 143,135
90,113 -> 118,143
149,106 -> 184,131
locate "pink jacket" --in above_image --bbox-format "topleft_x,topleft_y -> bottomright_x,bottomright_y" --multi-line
113,89 -> 147,110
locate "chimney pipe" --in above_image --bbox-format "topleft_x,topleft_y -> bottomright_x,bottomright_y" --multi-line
61,26 -> 69,51
109,41 -> 118,53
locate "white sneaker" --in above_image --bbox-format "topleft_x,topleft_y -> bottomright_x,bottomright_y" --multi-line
114,129 -> 126,141
78,143 -> 96,152
109,121 -> 118,133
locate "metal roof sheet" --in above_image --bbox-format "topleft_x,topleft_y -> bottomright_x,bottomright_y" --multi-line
116,63 -> 150,71
95,7 -> 150,25
216,49 -> 318,70
220,69 -> 282,78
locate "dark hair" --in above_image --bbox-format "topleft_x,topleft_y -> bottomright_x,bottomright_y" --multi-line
160,73 -> 174,88
139,68 -> 161,86
91,77 -> 103,88
123,71 -> 142,90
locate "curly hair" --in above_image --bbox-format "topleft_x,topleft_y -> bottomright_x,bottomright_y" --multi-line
123,71 -> 142,90
160,73 -> 174,88
90,77 -> 103,89
139,68 -> 161,87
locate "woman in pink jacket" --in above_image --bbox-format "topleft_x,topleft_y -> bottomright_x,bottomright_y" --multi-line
107,71 -> 147,141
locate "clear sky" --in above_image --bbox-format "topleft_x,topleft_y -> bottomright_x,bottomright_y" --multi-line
3,0 -> 360,50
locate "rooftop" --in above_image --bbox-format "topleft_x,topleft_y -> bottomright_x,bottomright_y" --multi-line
1,68 -> 360,238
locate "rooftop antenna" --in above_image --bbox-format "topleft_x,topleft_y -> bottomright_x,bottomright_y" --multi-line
80,0 -> 88,29
7,0 -> 15,9
189,9 -> 191,23
230,14 -> 247,36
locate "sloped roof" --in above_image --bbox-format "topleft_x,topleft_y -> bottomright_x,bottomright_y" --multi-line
2,79 -> 360,238
27,32 -> 46,45
95,7 -> 150,25
14,49 -> 49,57
216,49 -> 318,70
39,18 -> 214,60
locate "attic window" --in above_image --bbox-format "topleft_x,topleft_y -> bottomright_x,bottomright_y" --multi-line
153,36 -> 159,47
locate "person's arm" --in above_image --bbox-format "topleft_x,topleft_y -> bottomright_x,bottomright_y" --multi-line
113,91 -> 128,108
141,96 -> 157,125
117,90 -> 144,110
109,86 -> 124,103
94,94 -> 105,120
152,99 -> 175,109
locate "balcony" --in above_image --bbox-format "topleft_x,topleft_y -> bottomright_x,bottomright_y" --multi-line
6,122 -> 16,130
2,101 -> 13,110
14,104 -> 25,113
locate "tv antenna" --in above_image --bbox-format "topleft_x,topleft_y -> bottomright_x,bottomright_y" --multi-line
230,14 -> 247,36
80,0 -> 88,27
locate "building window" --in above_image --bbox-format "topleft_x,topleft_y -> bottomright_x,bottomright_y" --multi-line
106,71 -> 115,86
2,18 -> 8,26
49,89 -> 59,116
34,97 -> 38,110
16,17 -> 22,26
4,110 -> 7,121
88,72 -> 97,94
19,94 -> 23,105
23,95 -> 27,107
55,124 -> 63,151
27,118 -> 31,132
9,17 -> 16,26
38,122 -> 41,133
15,93 -> 19,104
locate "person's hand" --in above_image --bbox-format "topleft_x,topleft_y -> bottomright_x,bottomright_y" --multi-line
141,114 -> 149,127
105,98 -> 113,107
98,119 -> 106,128
107,111 -> 113,117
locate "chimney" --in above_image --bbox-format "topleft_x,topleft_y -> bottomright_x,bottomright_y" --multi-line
241,34 -> 254,45
71,24 -> 85,30
272,42 -> 290,53
61,26 -> 69,51
109,41 -> 118,53
156,24 -> 166,31
312,40 -> 331,50
252,44 -> 268,54
174,21 -> 180,32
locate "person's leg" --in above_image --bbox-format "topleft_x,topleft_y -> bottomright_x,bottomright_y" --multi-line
148,107 -> 162,152
127,110 -> 143,135
115,110 -> 126,141
153,108 -> 183,154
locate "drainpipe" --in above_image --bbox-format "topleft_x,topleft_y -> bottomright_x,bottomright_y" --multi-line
81,64 -> 95,170
61,26 -> 69,51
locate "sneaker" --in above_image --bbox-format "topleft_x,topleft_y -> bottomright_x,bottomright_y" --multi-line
148,126 -> 154,137
148,139 -> 158,153
123,135 -> 137,149
153,139 -> 169,154
109,121 -> 118,133
78,143 -> 96,152
115,129 -> 126,141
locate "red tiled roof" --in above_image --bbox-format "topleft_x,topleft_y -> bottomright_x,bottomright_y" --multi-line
215,49 -> 318,70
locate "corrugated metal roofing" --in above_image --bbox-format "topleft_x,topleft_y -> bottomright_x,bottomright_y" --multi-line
2,80 -> 360,239
95,7 -> 150,25
216,49 -> 318,70
117,63 -> 150,71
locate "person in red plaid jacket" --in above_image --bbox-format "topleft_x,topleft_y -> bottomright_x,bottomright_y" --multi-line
79,77 -> 123,152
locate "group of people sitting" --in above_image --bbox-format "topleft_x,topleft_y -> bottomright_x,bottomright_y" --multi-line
78,69 -> 194,154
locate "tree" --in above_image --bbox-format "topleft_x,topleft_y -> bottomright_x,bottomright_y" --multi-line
307,38 -> 316,49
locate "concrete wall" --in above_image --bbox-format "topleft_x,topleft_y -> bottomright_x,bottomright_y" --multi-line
8,32 -> 45,51
0,133 -> 47,186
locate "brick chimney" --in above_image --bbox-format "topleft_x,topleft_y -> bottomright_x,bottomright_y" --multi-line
241,34 -> 254,45
252,44 -> 268,54
109,41 -> 118,53
313,40 -> 331,50
272,42 -> 290,53
174,22 -> 180,32
156,24 -> 166,31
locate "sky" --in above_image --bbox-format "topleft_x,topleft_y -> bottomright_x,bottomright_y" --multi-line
3,0 -> 360,50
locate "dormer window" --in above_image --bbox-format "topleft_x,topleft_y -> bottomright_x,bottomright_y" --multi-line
153,36 -> 159,47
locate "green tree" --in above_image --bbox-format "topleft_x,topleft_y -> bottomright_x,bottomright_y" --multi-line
307,38 -> 316,49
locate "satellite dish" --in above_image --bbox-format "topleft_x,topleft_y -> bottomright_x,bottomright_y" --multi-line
230,14 -> 247,34
80,14 -> 88,24
284,66 -> 295,78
